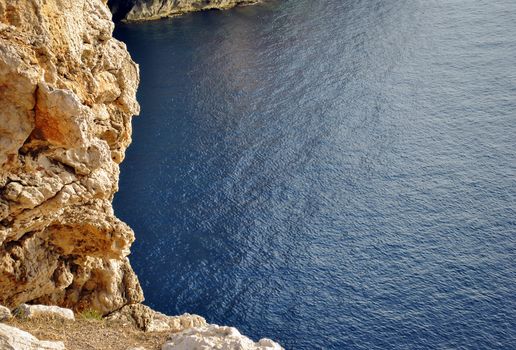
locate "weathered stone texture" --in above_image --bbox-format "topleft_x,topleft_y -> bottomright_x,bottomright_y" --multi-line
0,0 -> 143,314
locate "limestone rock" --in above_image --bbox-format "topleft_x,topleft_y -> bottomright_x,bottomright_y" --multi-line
15,304 -> 75,321
106,304 -> 206,332
0,323 -> 65,350
162,324 -> 284,350
109,0 -> 258,22
0,0 -> 143,314
0,305 -> 11,321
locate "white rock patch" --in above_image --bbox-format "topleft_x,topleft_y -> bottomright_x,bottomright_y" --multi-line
162,324 -> 284,350
16,304 -> 75,320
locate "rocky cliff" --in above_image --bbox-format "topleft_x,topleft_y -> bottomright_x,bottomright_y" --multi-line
108,0 -> 258,22
0,0 -> 143,314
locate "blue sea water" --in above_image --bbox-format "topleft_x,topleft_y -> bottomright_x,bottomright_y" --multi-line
113,0 -> 516,348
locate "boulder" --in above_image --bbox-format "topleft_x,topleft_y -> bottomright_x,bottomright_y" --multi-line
15,304 -> 75,321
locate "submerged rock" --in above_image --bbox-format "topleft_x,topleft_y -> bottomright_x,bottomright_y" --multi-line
0,0 -> 142,314
109,0 -> 258,22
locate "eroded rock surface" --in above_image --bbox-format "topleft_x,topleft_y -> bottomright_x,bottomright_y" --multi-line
162,324 -> 284,350
0,0 -> 143,314
109,0 -> 258,22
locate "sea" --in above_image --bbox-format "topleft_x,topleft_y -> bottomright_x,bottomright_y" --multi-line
113,0 -> 516,348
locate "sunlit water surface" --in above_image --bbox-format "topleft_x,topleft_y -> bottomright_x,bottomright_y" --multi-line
113,1 -> 516,348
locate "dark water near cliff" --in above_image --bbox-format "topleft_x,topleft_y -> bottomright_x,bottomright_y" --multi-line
113,1 -> 516,348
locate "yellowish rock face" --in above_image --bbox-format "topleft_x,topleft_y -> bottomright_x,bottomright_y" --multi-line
0,0 -> 143,314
